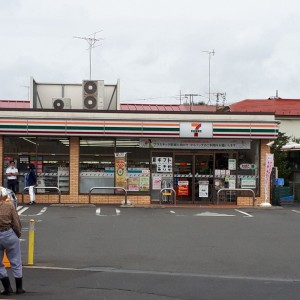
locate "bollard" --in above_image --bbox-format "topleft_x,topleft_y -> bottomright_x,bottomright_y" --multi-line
3,250 -> 10,268
28,219 -> 35,265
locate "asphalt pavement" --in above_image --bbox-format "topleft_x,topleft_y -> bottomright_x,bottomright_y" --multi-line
3,204 -> 300,299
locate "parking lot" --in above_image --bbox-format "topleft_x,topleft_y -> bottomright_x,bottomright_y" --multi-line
13,204 -> 300,299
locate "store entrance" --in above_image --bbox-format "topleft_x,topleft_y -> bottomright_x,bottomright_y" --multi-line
174,153 -> 214,203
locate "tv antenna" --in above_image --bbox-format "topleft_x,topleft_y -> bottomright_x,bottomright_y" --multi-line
21,85 -> 30,100
74,30 -> 103,80
202,49 -> 215,105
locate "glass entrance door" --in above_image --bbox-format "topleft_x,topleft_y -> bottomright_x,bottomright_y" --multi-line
174,154 -> 194,202
195,154 -> 214,203
174,153 -> 214,204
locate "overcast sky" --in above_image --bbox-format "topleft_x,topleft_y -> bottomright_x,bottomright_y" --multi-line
1,0 -> 300,105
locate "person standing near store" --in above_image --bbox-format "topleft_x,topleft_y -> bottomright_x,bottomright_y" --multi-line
0,187 -> 25,295
26,163 -> 37,205
5,161 -> 18,193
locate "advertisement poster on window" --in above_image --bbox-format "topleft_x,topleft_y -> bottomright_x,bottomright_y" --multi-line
178,181 -> 189,196
228,159 -> 236,170
152,176 -> 162,190
199,181 -> 209,197
115,153 -> 127,189
139,176 -> 150,191
127,177 -> 139,191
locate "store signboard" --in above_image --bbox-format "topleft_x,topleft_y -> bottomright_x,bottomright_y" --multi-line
180,122 -> 213,138
152,157 -> 173,173
240,163 -> 256,170
140,139 -> 251,149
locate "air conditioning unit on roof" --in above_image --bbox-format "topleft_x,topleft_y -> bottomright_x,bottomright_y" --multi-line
52,98 -> 72,110
82,80 -> 104,110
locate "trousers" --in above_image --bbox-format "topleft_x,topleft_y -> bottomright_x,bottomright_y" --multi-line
29,185 -> 35,202
7,179 -> 17,193
0,229 -> 22,278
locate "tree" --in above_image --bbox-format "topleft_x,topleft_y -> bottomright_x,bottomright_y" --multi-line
270,132 -> 292,179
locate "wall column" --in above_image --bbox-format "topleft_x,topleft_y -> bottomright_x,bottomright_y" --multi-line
69,137 -> 79,203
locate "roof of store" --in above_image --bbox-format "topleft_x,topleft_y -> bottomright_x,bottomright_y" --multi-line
0,100 -> 30,108
3,98 -> 299,116
228,98 -> 300,116
120,103 -> 217,112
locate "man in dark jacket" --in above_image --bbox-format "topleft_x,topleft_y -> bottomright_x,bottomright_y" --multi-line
26,163 -> 37,205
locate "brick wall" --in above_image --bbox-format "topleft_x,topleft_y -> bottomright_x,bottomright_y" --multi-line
256,140 -> 270,205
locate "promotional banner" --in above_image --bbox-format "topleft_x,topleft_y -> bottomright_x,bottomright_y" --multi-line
264,153 -> 274,202
115,153 -> 127,189
177,181 -> 189,196
140,138 -> 251,149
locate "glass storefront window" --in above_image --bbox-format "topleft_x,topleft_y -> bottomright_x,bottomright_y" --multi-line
3,137 -> 70,193
79,138 -> 115,194
79,138 -> 151,194
237,140 -> 260,195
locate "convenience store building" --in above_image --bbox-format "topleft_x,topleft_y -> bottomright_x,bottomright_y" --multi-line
0,79 -> 279,206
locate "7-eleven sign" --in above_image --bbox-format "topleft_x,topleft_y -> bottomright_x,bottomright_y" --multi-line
180,122 -> 213,138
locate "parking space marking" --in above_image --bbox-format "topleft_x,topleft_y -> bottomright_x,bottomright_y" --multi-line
194,212 -> 236,217
292,210 -> 300,214
17,206 -> 48,217
17,206 -> 29,215
235,209 -> 253,218
29,207 -> 48,216
96,207 -> 120,216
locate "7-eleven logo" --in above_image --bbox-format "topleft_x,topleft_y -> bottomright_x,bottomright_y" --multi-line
191,123 -> 202,137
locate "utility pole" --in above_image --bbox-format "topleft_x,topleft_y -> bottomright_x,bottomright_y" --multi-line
74,30 -> 103,80
202,50 -> 215,105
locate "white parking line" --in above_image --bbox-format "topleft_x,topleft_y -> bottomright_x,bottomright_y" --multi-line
194,212 -> 236,217
292,210 -> 300,214
235,209 -> 253,218
17,206 -> 29,215
96,207 -> 120,216
30,207 -> 48,216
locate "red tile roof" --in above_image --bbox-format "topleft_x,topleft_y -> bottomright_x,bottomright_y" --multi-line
229,98 -> 300,116
120,103 -> 217,112
0,100 -> 30,108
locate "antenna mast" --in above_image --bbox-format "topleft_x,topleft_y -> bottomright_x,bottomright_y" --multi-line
74,30 -> 103,80
202,49 -> 215,105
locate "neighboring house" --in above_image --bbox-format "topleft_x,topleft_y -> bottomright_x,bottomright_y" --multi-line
226,98 -> 300,192
225,98 -> 300,139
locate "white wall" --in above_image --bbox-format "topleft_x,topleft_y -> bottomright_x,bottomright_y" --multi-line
31,78 -> 120,111
278,119 -> 300,139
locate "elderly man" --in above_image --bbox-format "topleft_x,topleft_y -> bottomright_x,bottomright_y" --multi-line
0,187 -> 25,295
